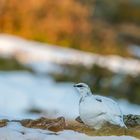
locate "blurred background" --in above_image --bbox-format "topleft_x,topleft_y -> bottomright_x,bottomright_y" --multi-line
0,0 -> 140,119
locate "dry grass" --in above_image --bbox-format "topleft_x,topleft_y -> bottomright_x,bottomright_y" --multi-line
0,117 -> 140,138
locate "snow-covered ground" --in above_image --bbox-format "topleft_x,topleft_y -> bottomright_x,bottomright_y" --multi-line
0,34 -> 139,139
0,122 -> 137,140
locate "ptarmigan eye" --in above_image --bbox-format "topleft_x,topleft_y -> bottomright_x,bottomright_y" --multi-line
77,85 -> 83,87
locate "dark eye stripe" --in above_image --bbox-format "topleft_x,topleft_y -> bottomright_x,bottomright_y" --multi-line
77,85 -> 83,87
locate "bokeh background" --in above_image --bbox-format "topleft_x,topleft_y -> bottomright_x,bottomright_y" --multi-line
0,0 -> 140,119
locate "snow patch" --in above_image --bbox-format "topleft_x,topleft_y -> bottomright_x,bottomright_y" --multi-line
0,122 -> 137,140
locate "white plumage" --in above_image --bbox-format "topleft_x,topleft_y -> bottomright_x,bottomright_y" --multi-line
74,83 -> 126,130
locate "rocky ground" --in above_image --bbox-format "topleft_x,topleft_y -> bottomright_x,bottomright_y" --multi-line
0,115 -> 140,139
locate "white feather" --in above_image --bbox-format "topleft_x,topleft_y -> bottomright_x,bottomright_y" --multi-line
74,83 -> 126,130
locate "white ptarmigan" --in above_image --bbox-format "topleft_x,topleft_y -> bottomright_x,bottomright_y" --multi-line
74,83 -> 127,130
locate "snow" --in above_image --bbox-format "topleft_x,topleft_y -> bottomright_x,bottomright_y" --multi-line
0,71 -> 79,119
118,99 -> 140,115
0,71 -> 139,121
0,122 -> 137,140
0,34 -> 140,75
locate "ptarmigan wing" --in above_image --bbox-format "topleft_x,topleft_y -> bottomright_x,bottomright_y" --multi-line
94,95 -> 124,126
95,95 -> 122,115
79,96 -> 107,120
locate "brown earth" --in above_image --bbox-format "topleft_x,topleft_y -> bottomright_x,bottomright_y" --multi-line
0,115 -> 140,138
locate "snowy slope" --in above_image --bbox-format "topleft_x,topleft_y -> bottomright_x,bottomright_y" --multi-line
0,34 -> 140,75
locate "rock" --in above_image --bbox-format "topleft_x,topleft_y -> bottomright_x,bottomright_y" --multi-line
124,114 -> 140,127
20,117 -> 65,132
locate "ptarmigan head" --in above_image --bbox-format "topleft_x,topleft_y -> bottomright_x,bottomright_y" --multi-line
74,83 -> 92,97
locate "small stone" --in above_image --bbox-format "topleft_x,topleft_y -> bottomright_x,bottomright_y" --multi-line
124,114 -> 140,127
75,116 -> 84,124
0,119 -> 8,127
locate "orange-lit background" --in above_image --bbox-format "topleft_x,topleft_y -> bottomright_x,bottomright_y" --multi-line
0,0 -> 139,55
